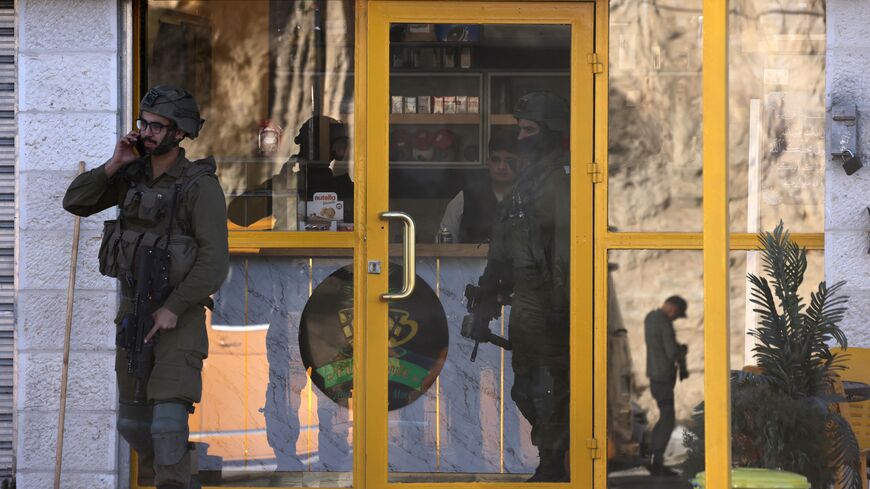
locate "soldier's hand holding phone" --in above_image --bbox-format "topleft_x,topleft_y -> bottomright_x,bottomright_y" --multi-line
105,131 -> 143,178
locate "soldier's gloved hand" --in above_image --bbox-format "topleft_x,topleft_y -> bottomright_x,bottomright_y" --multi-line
469,314 -> 493,343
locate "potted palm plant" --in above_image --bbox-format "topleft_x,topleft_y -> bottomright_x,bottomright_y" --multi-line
681,222 -> 862,489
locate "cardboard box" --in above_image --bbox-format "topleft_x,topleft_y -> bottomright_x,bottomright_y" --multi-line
307,192 -> 344,223
403,24 -> 436,42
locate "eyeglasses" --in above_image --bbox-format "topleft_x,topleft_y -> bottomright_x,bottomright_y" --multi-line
136,118 -> 171,134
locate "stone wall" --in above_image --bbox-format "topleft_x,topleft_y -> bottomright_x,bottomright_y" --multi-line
826,0 -> 870,349
17,1 -> 122,487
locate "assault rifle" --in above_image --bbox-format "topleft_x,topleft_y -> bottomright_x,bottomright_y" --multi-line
460,284 -> 512,362
677,343 -> 689,380
117,245 -> 173,387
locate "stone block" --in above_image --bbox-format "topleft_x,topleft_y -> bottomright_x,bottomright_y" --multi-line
19,229 -> 114,290
827,0 -> 870,49
20,53 -> 117,112
19,352 -> 115,411
19,112 -> 117,172
20,170 -> 116,231
828,48 -> 870,108
839,286 -> 870,348
15,471 -> 116,489
18,290 -> 117,351
18,410 -> 117,472
22,0 -> 116,52
825,164 -> 870,230
825,230 -> 870,288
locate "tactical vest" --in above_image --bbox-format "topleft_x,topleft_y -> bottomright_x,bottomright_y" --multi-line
459,176 -> 499,243
98,158 -> 215,298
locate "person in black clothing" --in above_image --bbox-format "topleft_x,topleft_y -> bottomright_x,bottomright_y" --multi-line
227,115 -> 352,230
438,128 -> 521,243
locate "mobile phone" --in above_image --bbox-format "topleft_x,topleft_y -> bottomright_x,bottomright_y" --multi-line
133,132 -> 146,156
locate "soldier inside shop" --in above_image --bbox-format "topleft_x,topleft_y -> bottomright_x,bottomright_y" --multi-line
463,91 -> 571,482
437,128 -> 522,243
227,115 -> 352,231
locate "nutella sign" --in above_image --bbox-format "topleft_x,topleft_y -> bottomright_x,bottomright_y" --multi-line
307,192 -> 344,223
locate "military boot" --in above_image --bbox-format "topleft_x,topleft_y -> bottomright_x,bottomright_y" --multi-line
526,449 -> 568,482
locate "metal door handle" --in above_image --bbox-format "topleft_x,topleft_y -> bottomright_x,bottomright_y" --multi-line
380,211 -> 416,300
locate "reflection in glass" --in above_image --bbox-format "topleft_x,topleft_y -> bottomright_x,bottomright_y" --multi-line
728,1 -> 826,233
728,250 -> 823,370
608,1 -> 703,232
190,256 -> 353,487
606,251 -> 703,487
388,24 -> 571,483
146,0 -> 355,232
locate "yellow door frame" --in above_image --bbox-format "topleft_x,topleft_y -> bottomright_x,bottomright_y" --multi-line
130,1 -> 828,488
366,2 -> 595,488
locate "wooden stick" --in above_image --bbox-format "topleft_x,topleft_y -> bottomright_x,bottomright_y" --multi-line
54,161 -> 85,489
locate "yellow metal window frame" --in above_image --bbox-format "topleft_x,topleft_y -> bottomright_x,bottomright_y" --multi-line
131,2 -> 826,489
592,2 -> 822,489
366,3 -> 594,488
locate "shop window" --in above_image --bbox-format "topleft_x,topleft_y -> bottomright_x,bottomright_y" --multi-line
727,1 -> 826,233
608,2 -> 704,233
187,255 -> 355,487
145,0 -> 355,233
606,251 -> 704,482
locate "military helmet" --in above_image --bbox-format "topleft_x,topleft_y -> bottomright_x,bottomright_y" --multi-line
512,91 -> 569,135
139,86 -> 205,139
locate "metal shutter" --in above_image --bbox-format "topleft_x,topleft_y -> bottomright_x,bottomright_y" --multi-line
0,0 -> 12,482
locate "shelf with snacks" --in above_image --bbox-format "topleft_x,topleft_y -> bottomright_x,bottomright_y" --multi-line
390,113 -> 481,125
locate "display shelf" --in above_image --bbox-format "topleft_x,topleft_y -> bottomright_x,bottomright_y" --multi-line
389,160 -> 482,168
490,114 -> 516,125
390,113 -> 480,125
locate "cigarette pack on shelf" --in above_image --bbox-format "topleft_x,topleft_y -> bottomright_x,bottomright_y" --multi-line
443,48 -> 456,69
468,96 -> 480,114
460,47 -> 472,69
456,96 -> 468,113
404,96 -> 417,113
443,96 -> 456,114
433,96 -> 444,114
391,96 -> 404,114
418,96 -> 432,114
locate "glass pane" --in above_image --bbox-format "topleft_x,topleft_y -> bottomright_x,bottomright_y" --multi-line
188,254 -> 354,487
608,2 -> 703,232
388,24 -> 572,483
606,251 -> 703,488
728,248 -> 825,486
728,1 -> 826,233
145,1 -> 355,232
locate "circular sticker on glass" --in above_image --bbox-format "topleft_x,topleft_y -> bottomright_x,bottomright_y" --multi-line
300,263 -> 449,411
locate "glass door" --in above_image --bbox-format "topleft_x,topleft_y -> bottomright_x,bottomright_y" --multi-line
366,2 -> 595,487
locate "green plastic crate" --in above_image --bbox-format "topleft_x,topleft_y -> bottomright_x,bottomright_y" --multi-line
693,468 -> 810,489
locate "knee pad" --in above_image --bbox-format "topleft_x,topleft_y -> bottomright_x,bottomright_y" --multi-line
117,402 -> 153,454
151,402 -> 190,466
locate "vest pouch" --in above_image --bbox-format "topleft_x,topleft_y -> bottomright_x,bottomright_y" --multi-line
122,190 -> 142,220
98,220 -> 121,278
166,234 -> 198,287
136,189 -> 168,223
116,230 -> 143,277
